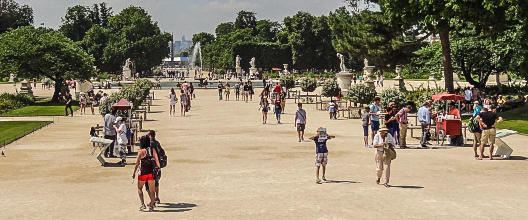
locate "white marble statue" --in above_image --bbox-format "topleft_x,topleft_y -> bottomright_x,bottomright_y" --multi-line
364,58 -> 369,67
123,58 -> 133,70
236,55 -> 241,68
250,57 -> 256,68
337,53 -> 346,72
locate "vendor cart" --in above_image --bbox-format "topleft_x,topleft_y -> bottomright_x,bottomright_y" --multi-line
432,93 -> 464,145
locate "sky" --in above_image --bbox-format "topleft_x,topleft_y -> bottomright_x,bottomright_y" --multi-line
19,0 -> 348,40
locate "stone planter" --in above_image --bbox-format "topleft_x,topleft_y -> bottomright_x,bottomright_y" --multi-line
336,72 -> 353,91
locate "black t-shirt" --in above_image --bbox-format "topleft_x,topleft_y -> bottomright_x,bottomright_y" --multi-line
479,111 -> 499,130
243,85 -> 249,91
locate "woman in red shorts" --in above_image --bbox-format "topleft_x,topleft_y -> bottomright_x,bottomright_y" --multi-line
132,136 -> 160,212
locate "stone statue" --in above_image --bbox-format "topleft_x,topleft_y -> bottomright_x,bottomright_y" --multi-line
250,57 -> 256,68
235,55 -> 241,68
123,58 -> 133,70
337,53 -> 346,72
364,58 -> 369,67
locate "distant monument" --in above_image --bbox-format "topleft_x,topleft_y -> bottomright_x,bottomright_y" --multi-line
335,53 -> 353,91
249,57 -> 257,78
235,55 -> 242,77
394,65 -> 405,91
282,64 -> 289,76
122,58 -> 135,80
363,58 -> 375,89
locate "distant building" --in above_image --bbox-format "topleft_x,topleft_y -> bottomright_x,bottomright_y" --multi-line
173,35 -> 192,54
165,35 -> 192,67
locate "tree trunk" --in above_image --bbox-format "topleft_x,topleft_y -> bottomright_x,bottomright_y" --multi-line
51,79 -> 64,103
439,29 -> 455,93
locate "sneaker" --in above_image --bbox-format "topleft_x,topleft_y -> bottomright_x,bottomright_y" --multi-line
298,139 -> 301,142
322,176 -> 326,181
148,205 -> 154,212
139,204 -> 146,211
316,178 -> 322,184
384,183 -> 390,188
376,178 -> 380,184
155,197 -> 160,204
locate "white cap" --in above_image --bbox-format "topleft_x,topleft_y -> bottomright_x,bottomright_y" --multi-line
115,116 -> 123,123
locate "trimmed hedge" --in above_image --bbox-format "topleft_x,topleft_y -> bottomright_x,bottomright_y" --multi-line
321,80 -> 341,97
99,79 -> 153,116
300,77 -> 317,92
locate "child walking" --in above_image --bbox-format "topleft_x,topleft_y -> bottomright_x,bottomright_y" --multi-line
362,107 -> 371,147
309,128 -> 335,184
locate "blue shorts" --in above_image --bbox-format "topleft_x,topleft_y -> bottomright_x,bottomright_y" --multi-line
371,121 -> 380,131
362,126 -> 369,136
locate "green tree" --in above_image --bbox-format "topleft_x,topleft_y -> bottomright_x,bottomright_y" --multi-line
234,10 -> 257,32
60,5 -> 94,42
347,0 -> 515,93
192,32 -> 215,46
0,0 -> 33,34
0,27 -> 96,101
103,6 -> 172,73
81,25 -> 111,72
256,20 -> 280,42
215,22 -> 234,36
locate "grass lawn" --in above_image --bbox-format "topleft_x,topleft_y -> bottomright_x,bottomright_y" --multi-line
1,100 -> 80,117
0,121 -> 52,146
496,106 -> 528,134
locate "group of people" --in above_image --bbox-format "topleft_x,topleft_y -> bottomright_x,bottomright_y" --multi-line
260,81 -> 287,124
168,82 -> 194,117
217,81 -> 255,102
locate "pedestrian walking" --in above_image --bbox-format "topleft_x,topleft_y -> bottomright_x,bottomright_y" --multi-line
169,88 -> 177,116
64,91 -> 74,117
274,94 -> 282,124
235,82 -> 240,101
180,89 -> 187,117
217,82 -> 223,101
79,93 -> 86,115
132,136 -> 160,212
295,103 -> 307,142
309,128 -> 335,184
224,83 -> 231,101
373,126 -> 396,187
261,97 -> 269,124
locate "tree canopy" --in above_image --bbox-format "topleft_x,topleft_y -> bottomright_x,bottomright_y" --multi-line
0,26 -> 95,101
0,0 -> 33,34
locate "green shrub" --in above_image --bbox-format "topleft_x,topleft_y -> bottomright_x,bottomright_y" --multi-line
99,79 -> 152,116
379,88 -> 406,108
0,93 -> 35,113
321,80 -> 341,97
299,77 -> 317,92
347,84 -> 377,106
279,75 -> 295,90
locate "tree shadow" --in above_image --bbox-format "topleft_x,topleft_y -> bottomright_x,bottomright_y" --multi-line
389,185 -> 424,189
154,203 -> 197,213
324,180 -> 361,184
501,156 -> 528,161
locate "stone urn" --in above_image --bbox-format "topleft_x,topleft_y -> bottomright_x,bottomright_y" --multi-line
336,71 -> 353,91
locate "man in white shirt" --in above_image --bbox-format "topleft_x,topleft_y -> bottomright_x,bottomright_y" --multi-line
464,87 -> 472,112
372,127 -> 395,187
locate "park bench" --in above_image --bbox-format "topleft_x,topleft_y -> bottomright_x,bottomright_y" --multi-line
294,94 -> 321,104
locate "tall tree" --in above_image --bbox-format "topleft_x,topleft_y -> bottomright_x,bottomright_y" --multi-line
192,32 -> 215,46
60,5 -> 94,41
235,10 -> 257,32
0,0 -> 33,34
215,22 -> 234,36
81,25 -> 111,72
104,6 -> 171,73
0,27 -> 96,101
347,0 -> 513,93
255,20 -> 281,42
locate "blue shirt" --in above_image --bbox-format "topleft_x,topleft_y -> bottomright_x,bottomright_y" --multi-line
418,106 -> 430,124
314,137 -> 328,153
369,103 -> 380,121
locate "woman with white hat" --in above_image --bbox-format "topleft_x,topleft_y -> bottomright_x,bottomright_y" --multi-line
372,126 -> 396,187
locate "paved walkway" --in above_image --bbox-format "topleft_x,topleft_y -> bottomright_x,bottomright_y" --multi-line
1,88 -> 527,219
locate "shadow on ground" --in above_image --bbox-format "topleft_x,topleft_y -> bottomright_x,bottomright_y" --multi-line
390,185 -> 424,189
154,203 -> 197,213
324,180 -> 361,184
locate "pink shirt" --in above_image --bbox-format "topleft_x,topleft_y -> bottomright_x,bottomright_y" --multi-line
397,108 -> 408,124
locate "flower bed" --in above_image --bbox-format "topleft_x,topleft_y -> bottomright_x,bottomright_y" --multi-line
99,79 -> 153,116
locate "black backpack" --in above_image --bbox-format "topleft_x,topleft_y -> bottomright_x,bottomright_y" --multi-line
152,140 -> 167,168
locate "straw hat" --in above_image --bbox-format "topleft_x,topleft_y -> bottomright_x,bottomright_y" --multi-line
379,126 -> 389,132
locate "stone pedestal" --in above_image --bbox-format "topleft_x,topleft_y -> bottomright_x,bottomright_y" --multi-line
336,72 -> 353,91
19,79 -> 33,96
236,67 -> 242,77
249,68 -> 257,77
363,66 -> 375,89
395,77 -> 405,91
9,74 -> 16,82
123,67 -> 135,80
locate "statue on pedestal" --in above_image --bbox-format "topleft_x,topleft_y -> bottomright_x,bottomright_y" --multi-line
122,58 -> 135,80
363,58 -> 373,81
235,55 -> 241,68
249,57 -> 256,68
337,53 -> 347,72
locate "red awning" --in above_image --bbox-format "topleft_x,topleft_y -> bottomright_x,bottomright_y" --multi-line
431,93 -> 465,101
113,98 -> 132,110
272,68 -> 282,71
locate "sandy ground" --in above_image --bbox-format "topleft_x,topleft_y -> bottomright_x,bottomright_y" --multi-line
1,82 -> 527,220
